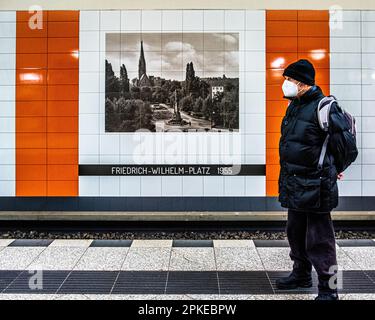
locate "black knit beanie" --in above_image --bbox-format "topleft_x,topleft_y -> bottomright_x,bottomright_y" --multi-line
283,59 -> 316,86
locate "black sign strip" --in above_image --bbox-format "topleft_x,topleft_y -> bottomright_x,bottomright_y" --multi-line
78,164 -> 266,176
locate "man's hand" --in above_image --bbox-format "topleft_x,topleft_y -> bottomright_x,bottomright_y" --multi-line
337,173 -> 344,180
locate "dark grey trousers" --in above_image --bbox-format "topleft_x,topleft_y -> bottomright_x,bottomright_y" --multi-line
287,209 -> 338,294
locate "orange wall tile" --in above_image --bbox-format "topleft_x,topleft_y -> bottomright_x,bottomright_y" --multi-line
16,10 -> 79,197
265,10 -> 330,196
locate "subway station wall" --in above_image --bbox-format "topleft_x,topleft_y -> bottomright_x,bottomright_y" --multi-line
0,9 -> 375,210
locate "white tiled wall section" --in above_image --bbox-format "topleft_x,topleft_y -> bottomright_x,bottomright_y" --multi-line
0,11 -> 15,196
79,10 -> 266,196
330,10 -> 375,196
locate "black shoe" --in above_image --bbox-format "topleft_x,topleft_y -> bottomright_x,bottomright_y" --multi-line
275,273 -> 312,290
315,293 -> 339,301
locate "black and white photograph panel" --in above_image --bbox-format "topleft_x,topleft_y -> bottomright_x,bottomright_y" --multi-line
105,32 -> 239,133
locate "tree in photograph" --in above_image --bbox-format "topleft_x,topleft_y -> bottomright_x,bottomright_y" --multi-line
120,64 -> 130,97
105,60 -> 120,99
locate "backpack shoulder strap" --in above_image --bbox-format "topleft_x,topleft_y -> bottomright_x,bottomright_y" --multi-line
317,96 -> 337,132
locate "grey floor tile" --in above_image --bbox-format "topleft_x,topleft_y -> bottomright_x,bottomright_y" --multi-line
58,271 -> 118,294
0,239 -> 14,247
90,240 -> 132,247
0,271 -> 23,293
122,247 -> 171,271
0,247 -> 45,270
218,271 -> 273,294
341,247 -> 375,270
4,271 -> 69,294
215,248 -> 264,271
166,271 -> 219,294
131,240 -> 172,248
112,271 -> 167,294
9,239 -> 53,247
173,240 -> 213,247
169,248 -> 216,271
257,247 -> 293,271
27,247 -> 86,271
74,247 -> 129,271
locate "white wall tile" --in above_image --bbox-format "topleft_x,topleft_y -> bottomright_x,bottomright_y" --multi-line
245,72 -> 265,93
361,11 -> 375,21
182,176 -> 203,196
142,10 -> 162,30
0,69 -> 15,85
100,154 -> 120,163
245,176 -> 265,196
245,51 -> 265,72
79,154 -> 99,164
362,148 -> 375,164
363,85 -> 375,100
79,93 -> 100,114
224,176 -> 245,196
330,85 -> 361,101
362,117 -> 375,132
79,134 -> 99,154
244,93 -> 266,114
330,53 -> 361,69
362,101 -> 375,116
244,114 -> 265,135
0,133 -> 14,148
330,69 -> 361,85
330,37 -> 361,53
100,11 -> 120,31
0,11 -> 15,22
141,176 -> 162,196
121,10 -> 141,31
362,133 -> 375,148
183,10 -> 203,31
342,164 -> 362,180
0,54 -> 15,69
362,165 -> 375,180
79,176 -> 100,196
80,31 -> 100,51
204,10 -> 224,30
79,52 -> 100,72
330,10 -> 360,22
362,38 -> 375,53
362,53 -> 375,69
0,180 -> 15,196
0,101 -> 14,117
362,70 -> 375,85
0,165 -> 14,180
80,11 -> 100,31
337,180 -> 361,196
362,181 -> 375,196
0,86 -> 14,101
330,21 -> 360,37
0,23 -> 15,37
120,176 -> 141,196
225,10 -> 245,31
245,10 -> 265,30
245,31 -> 265,51
100,134 -> 120,155
244,134 -> 265,155
162,10 -> 182,31
100,176 -> 120,196
79,114 -> 99,134
362,22 -> 375,37
79,72 -> 100,93
162,176 -> 183,196
0,149 -> 14,165
0,38 -> 15,53
203,176 -> 224,195
337,100 -> 361,116
0,118 -> 14,132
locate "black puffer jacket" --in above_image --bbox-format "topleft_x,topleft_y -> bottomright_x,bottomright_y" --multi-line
278,86 -> 347,213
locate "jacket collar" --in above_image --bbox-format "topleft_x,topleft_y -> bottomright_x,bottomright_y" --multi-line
293,85 -> 324,105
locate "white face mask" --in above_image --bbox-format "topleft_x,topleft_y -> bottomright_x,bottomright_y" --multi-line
282,80 -> 300,98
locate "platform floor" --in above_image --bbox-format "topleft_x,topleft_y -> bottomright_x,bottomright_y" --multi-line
0,239 -> 374,300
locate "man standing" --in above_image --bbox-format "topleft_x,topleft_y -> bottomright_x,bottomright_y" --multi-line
276,59 -> 345,300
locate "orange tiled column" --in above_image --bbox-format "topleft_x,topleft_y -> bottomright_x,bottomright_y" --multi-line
16,10 -> 79,196
265,10 -> 330,196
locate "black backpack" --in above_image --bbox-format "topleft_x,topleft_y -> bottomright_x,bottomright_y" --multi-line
316,95 -> 358,173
